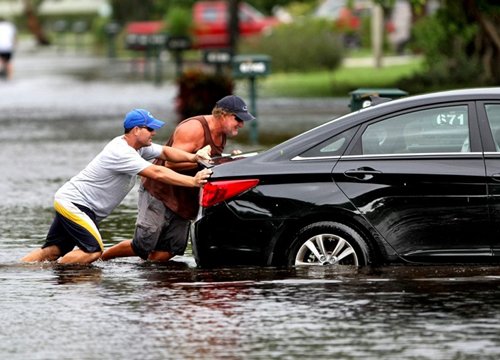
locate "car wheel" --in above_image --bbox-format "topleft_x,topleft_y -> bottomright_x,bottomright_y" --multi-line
287,221 -> 371,267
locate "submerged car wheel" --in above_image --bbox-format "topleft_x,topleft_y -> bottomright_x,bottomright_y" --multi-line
287,221 -> 372,267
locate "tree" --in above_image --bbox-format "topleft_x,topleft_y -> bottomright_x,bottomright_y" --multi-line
108,0 -> 197,25
109,0 -> 158,24
23,0 -> 50,45
462,0 -> 500,82
412,0 -> 500,86
384,0 -> 500,90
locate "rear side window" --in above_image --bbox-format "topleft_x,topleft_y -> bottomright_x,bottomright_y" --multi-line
300,127 -> 357,158
202,8 -> 220,22
485,104 -> 500,151
361,106 -> 470,155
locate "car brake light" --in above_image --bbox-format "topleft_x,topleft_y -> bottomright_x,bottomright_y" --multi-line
200,179 -> 260,207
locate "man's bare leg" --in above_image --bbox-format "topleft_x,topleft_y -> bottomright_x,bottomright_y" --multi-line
101,240 -> 136,261
20,245 -> 61,262
148,250 -> 175,262
5,62 -> 13,80
58,249 -> 102,264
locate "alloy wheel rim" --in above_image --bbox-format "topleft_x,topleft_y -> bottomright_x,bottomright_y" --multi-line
295,233 -> 359,266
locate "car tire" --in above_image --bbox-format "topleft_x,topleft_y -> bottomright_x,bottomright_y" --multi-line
286,221 -> 372,267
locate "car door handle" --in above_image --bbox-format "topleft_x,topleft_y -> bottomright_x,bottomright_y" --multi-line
344,167 -> 382,181
491,173 -> 500,182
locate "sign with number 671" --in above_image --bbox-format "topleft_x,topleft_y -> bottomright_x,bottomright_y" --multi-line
436,113 -> 466,126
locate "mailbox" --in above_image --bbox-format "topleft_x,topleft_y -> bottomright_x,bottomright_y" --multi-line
231,54 -> 271,145
232,54 -> 270,78
52,20 -> 68,33
203,49 -> 232,65
149,33 -> 168,47
166,36 -> 192,51
104,22 -> 120,36
125,34 -> 149,50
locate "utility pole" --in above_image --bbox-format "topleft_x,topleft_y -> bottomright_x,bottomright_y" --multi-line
372,3 -> 384,68
228,0 -> 239,56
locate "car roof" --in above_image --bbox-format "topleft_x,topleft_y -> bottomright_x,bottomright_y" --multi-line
344,87 -> 500,118
380,87 -> 500,105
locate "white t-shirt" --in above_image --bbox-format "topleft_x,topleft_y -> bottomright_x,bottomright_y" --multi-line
0,21 -> 16,52
56,136 -> 163,222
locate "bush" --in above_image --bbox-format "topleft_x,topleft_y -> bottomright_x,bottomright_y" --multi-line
176,69 -> 234,120
240,18 -> 344,73
399,9 -> 489,93
164,6 -> 191,37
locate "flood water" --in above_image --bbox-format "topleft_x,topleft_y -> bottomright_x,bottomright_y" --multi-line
2,51 -> 500,359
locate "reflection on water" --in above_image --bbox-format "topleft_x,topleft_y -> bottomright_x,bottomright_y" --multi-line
2,85 -> 500,359
4,259 -> 500,359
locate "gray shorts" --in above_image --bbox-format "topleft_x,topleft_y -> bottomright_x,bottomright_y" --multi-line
131,186 -> 190,260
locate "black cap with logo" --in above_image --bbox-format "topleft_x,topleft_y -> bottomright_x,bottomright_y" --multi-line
216,95 -> 256,122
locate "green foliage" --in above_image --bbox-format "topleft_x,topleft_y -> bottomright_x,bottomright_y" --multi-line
240,18 -> 344,73
400,7 -> 490,93
88,17 -> 107,51
152,0 -> 197,18
281,1 -> 318,17
176,69 -> 234,120
411,10 -> 478,65
109,0 -> 159,23
164,6 -> 192,36
396,53 -> 485,95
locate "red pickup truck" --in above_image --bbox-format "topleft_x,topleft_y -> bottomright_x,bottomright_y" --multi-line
125,1 -> 279,50
192,1 -> 280,49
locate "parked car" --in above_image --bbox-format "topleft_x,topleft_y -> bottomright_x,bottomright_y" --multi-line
124,2 -> 279,50
192,88 -> 500,268
192,0 -> 280,49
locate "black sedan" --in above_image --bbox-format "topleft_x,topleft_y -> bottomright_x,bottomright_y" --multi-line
192,88 -> 500,267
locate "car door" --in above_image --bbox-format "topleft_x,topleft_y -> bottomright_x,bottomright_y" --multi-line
478,102 -> 500,256
332,103 -> 492,262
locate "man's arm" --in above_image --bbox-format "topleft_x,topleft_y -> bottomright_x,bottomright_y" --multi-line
139,164 -> 211,188
165,121 -> 207,171
157,136 -> 211,165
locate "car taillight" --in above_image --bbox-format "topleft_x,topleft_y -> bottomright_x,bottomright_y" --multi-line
200,179 -> 260,207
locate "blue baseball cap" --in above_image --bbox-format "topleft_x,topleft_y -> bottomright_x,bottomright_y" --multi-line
123,109 -> 165,130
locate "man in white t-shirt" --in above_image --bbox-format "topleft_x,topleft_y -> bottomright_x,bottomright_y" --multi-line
0,17 -> 16,80
21,109 -> 212,265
